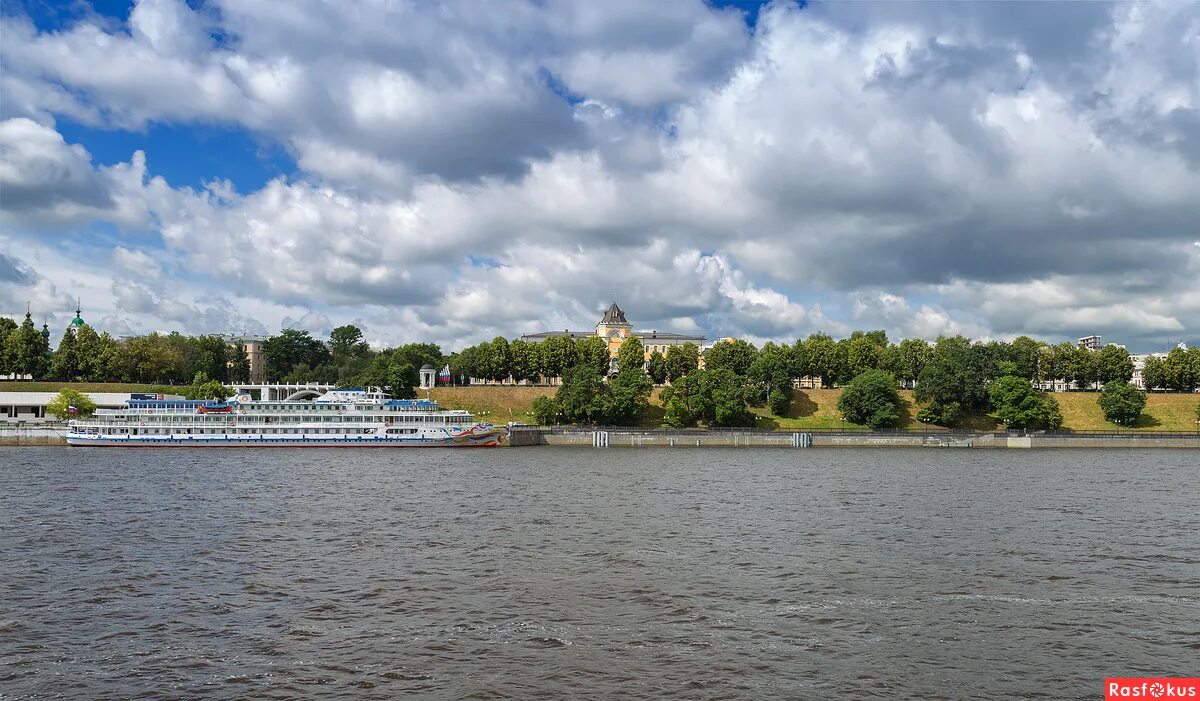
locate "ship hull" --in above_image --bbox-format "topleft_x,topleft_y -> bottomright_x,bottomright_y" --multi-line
65,432 -> 506,448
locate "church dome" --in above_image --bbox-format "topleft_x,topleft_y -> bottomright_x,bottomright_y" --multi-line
70,300 -> 85,327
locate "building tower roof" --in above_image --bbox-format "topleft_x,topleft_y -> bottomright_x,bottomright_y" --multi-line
600,302 -> 628,325
71,299 -> 85,327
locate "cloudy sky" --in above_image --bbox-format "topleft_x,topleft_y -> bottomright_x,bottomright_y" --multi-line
1,0 -> 1197,352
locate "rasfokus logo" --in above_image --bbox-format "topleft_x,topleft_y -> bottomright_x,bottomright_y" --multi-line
1106,678 -> 1200,699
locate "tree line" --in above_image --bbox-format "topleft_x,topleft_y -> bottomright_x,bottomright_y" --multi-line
4,313 -> 1198,426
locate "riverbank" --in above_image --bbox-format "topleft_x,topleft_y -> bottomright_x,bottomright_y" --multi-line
430,386 -> 1199,432
508,428 -> 1200,449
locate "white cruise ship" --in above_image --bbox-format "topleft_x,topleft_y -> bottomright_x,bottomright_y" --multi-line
65,389 -> 507,448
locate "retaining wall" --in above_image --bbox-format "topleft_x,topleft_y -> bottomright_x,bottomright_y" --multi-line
0,425 -> 68,446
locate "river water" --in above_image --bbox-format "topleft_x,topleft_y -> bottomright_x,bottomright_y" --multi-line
1,447 -> 1197,699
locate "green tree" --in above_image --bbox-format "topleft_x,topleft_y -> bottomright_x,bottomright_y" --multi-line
538,336 -> 578,380
50,327 -> 79,380
846,332 -> 885,378
1161,346 -> 1198,392
601,368 -> 654,426
180,372 -> 235,401
893,338 -> 932,387
192,335 -> 232,383
229,343 -> 252,383
557,364 -> 608,424
1008,336 -> 1043,381
508,339 -> 540,383
280,363 -> 316,383
0,316 -> 16,373
837,369 -> 903,429
1095,344 -> 1134,386
1141,355 -> 1164,391
914,336 -> 988,425
988,376 -> 1063,430
660,368 -> 752,428
1068,346 -> 1097,390
391,343 -> 443,377
803,333 -> 839,388
1098,382 -> 1146,426
46,388 -> 97,420
3,313 -> 50,378
664,343 -> 699,382
616,335 -> 646,374
704,339 -> 758,376
531,395 -> 560,425
385,362 -> 419,399
330,324 -> 369,359
262,329 -> 331,381
576,336 -> 611,376
748,342 -> 795,409
71,323 -> 101,380
646,351 -> 668,384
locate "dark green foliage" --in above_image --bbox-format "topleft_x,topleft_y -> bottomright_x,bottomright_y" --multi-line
2,314 -> 50,378
747,342 -> 796,407
1141,355 -> 1164,390
543,364 -> 650,426
602,368 -> 654,425
664,343 -> 699,382
914,336 -> 988,425
1160,346 -> 1199,392
50,328 -> 79,380
767,388 -> 791,417
46,388 -> 96,420
330,325 -> 369,359
0,316 -> 16,373
531,395 -> 559,425
537,336 -> 578,379
802,333 -> 841,387
988,376 -> 1062,430
180,372 -> 234,401
891,338 -> 932,386
262,329 -> 331,381
1098,382 -> 1146,426
508,339 -> 539,383
1095,344 -> 1133,385
661,368 -> 752,428
616,336 -> 645,374
704,339 -> 758,376
1007,336 -> 1043,381
575,337 -> 610,376
1068,346 -> 1097,390
646,351 -> 668,384
836,369 -> 902,429
846,332 -> 885,378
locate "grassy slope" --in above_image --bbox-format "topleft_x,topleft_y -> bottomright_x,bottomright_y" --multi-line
433,384 -> 1199,431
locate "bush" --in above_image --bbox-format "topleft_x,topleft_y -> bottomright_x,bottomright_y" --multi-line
530,395 -> 559,425
837,369 -> 902,429
46,388 -> 96,420
988,376 -> 1062,430
1098,382 -> 1146,427
767,388 -> 791,417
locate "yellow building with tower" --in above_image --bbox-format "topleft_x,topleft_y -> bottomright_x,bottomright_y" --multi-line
521,302 -> 706,374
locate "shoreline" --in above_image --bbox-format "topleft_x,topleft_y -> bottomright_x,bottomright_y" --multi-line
5,426 -> 1198,448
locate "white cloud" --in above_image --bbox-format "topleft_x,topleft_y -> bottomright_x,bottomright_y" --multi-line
1,1 -> 1198,352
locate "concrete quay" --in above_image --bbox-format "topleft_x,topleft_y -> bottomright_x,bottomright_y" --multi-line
510,428 -> 1200,449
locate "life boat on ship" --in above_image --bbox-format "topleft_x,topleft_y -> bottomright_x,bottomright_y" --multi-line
197,403 -> 234,414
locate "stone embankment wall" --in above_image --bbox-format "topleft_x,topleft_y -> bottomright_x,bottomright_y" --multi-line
0,425 -> 68,446
511,429 -> 1200,449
